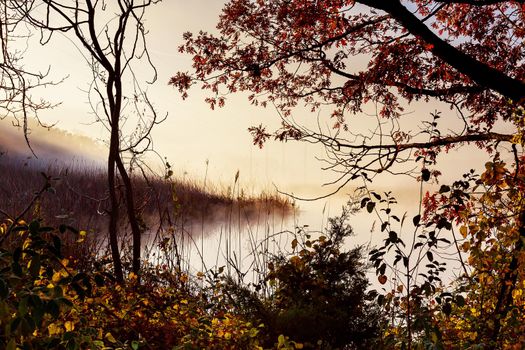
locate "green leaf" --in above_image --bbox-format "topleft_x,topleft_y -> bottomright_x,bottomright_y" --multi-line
94,274 -> 105,287
18,296 -> 28,316
21,314 -> 35,335
393,255 -> 401,266
29,254 -> 41,278
412,214 -> 421,226
455,295 -> 465,307
439,185 -> 450,193
442,302 -> 452,316
11,317 -> 21,332
71,283 -> 85,300
422,168 -> 431,182
13,247 -> 22,263
46,300 -> 60,318
11,262 -> 22,277
29,220 -> 40,234
52,235 -> 62,258
366,201 -> 376,213
378,263 -> 386,276
0,279 -> 8,299
389,231 -> 398,242
131,340 -> 140,350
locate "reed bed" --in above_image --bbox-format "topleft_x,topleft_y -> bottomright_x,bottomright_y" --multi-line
0,154 -> 296,280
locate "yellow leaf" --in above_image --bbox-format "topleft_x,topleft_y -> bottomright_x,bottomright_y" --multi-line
23,238 -> 32,250
6,338 -> 16,350
48,323 -> 62,336
431,332 -> 438,343
290,256 -> 301,266
295,343 -> 304,349
52,272 -> 62,283
65,321 -> 75,332
105,332 -> 117,343
77,230 -> 87,243
459,226 -> 468,238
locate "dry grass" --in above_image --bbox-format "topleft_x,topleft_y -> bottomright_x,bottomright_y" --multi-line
0,154 -> 294,238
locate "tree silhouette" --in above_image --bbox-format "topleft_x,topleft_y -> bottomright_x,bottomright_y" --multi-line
171,0 -> 523,186
8,0 -> 162,282
0,2 -> 59,154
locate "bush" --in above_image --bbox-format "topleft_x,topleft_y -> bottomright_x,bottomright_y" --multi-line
0,219 -> 264,349
222,209 -> 383,349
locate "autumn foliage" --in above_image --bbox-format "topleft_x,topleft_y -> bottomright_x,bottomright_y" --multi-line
171,0 -> 525,349
1,0 -> 525,349
171,0 -> 524,139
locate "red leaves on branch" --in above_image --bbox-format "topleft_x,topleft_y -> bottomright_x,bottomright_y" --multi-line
248,125 -> 271,148
171,0 -> 524,150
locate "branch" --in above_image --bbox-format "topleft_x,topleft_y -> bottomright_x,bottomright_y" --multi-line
359,0 -> 525,102
435,0 -> 524,5
321,58 -> 485,98
374,132 -> 510,150
256,15 -> 389,72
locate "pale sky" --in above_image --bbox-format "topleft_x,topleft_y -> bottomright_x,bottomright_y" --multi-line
18,0 -> 335,197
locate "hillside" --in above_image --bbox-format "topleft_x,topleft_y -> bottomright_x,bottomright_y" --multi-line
0,118 -> 106,164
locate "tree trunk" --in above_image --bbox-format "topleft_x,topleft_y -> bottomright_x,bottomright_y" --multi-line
116,155 -> 142,276
108,134 -> 124,283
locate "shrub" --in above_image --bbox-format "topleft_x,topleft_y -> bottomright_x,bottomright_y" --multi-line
222,209 -> 383,349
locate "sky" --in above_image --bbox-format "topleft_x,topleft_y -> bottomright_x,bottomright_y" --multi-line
15,0 -> 337,198
3,0 -> 504,229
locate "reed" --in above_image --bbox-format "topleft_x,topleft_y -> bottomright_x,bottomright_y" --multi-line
0,154 -> 295,277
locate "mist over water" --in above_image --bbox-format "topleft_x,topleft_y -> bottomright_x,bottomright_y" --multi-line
1,116 -> 466,289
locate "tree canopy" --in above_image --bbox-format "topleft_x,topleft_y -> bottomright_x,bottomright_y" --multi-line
171,0 -> 524,182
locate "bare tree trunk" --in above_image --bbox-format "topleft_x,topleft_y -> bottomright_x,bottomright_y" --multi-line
10,0 -> 160,282
108,123 -> 124,283
116,155 -> 142,276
